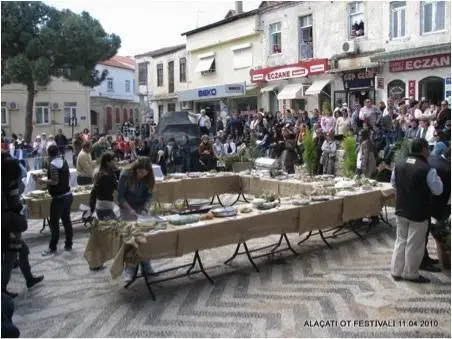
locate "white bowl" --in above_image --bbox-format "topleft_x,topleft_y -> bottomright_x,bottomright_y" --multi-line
251,198 -> 266,208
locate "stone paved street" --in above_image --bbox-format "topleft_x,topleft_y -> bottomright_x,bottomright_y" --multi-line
8,210 -> 451,338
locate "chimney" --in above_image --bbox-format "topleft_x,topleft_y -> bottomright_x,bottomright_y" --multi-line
235,1 -> 243,13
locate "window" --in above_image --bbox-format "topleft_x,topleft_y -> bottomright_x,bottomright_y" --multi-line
157,64 -> 163,87
232,45 -> 253,69
168,61 -> 174,94
35,102 -> 50,125
421,1 -> 445,34
269,22 -> 282,54
107,77 -> 114,91
63,102 -> 77,125
1,102 -> 7,125
138,62 -> 148,84
390,2 -> 406,39
167,103 -> 176,112
179,57 -> 187,82
299,15 -> 313,59
125,80 -> 131,93
158,105 -> 164,117
349,1 -> 365,38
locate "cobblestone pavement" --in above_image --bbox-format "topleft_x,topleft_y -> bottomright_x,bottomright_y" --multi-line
8,208 -> 451,338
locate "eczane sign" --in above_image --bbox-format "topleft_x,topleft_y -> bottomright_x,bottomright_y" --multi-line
250,59 -> 328,83
389,54 -> 450,73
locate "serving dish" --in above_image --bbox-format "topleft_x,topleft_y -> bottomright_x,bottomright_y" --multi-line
257,201 -> 278,210
251,198 -> 266,208
311,195 -> 333,201
292,199 -> 310,206
211,207 -> 238,217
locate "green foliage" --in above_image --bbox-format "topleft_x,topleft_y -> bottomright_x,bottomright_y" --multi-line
1,1 -> 121,141
342,136 -> 357,177
322,101 -> 331,114
393,139 -> 411,165
302,130 -> 316,176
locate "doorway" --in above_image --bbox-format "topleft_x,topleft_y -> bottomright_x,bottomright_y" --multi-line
348,89 -> 375,106
419,76 -> 444,105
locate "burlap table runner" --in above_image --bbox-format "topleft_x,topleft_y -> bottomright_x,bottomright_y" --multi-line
84,229 -> 123,269
278,180 -> 315,197
240,175 -> 252,195
109,228 -> 179,279
248,177 -> 280,196
24,192 -> 90,220
182,175 -> 242,200
298,198 -> 344,234
153,180 -> 180,203
341,190 -> 383,222
380,184 -> 396,207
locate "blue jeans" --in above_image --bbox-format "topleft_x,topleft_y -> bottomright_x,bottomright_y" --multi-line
49,194 -> 73,251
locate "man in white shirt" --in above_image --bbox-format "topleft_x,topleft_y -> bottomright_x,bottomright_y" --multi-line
224,135 -> 237,155
416,118 -> 435,145
198,109 -> 211,135
359,99 -> 380,129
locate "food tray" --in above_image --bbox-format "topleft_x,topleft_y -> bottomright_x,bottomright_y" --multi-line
311,195 -> 333,201
291,199 -> 310,206
211,207 -> 237,217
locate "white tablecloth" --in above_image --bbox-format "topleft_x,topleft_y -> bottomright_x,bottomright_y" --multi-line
22,169 -> 78,194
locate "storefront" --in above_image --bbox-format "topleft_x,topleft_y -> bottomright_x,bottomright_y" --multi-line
370,44 -> 451,105
249,59 -> 330,113
178,82 -> 247,130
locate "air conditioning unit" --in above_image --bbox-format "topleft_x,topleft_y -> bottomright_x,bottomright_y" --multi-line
342,40 -> 357,53
7,102 -> 17,110
52,102 -> 60,110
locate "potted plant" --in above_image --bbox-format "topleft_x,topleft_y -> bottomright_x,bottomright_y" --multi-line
341,136 -> 357,178
302,130 -> 316,176
431,217 -> 451,270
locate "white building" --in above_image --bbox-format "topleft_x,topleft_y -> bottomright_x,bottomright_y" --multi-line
90,56 -> 140,133
178,1 -> 269,129
135,44 -> 188,124
250,0 -> 450,112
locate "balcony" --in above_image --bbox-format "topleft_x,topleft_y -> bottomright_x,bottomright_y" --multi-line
299,43 -> 313,60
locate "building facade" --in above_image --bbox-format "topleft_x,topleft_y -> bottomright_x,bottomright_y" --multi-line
1,77 -> 90,139
90,56 -> 140,134
178,2 -> 264,129
250,0 -> 450,112
135,44 -> 188,124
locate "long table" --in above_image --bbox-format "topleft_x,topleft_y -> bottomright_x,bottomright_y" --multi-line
83,175 -> 395,299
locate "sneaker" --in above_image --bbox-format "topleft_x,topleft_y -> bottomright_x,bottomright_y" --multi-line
391,274 -> 402,281
26,275 -> 44,289
404,275 -> 430,283
41,249 -> 56,257
64,245 -> 72,252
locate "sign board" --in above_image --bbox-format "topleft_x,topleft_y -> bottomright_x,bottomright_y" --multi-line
178,82 -> 246,102
408,80 -> 416,97
375,76 -> 384,89
445,76 -> 451,107
343,69 -> 376,90
389,54 -> 451,73
387,80 -> 406,101
250,59 -> 328,83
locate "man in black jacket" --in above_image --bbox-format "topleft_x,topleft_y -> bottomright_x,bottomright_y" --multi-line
390,139 -> 443,283
421,147 -> 451,271
39,145 -> 73,256
54,129 -> 68,156
1,153 -> 44,297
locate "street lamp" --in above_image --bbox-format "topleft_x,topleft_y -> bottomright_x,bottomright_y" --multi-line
70,111 -> 78,139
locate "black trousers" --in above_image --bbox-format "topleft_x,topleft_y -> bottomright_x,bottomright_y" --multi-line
2,242 -> 33,291
49,194 -> 73,251
77,176 -> 93,186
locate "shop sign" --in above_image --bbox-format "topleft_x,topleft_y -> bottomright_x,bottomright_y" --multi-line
408,80 -> 416,97
389,54 -> 451,73
375,76 -> 384,89
250,59 -> 328,83
445,76 -> 451,107
343,69 -> 376,90
387,80 -> 406,101
178,82 -> 246,102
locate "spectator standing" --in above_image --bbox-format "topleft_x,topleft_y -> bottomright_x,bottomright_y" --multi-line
54,129 -> 68,156
198,109 -> 211,136
390,138 -> 443,283
180,135 -> 192,173
436,100 -> 450,130
76,142 -> 95,185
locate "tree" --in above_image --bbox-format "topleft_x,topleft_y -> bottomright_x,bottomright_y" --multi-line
1,2 -> 121,141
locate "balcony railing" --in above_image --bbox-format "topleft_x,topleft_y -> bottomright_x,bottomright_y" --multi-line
299,43 -> 313,60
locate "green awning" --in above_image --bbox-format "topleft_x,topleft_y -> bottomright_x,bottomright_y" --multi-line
370,43 -> 451,62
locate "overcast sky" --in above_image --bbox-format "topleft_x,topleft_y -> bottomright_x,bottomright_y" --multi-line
44,0 -> 262,56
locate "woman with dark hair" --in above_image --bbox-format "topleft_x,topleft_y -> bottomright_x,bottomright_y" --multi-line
432,130 -> 450,156
89,152 -> 119,221
117,157 -> 155,281
198,135 -> 214,171
356,128 -> 376,178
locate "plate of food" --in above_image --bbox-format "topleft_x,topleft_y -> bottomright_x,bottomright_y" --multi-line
257,201 -> 278,210
291,199 -> 310,206
311,195 -> 333,201
239,206 -> 253,214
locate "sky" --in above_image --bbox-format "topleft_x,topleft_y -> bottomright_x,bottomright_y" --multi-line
44,0 -> 262,56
